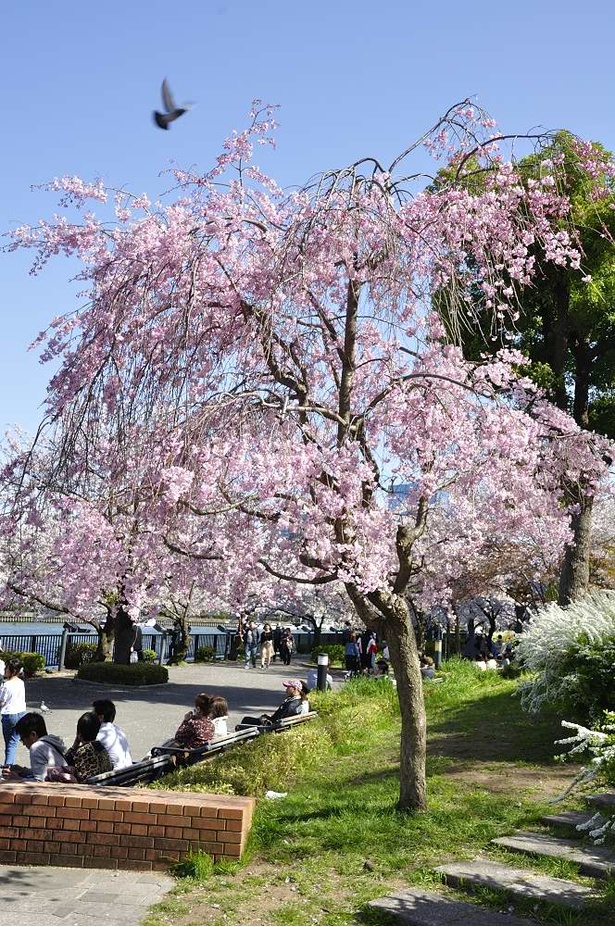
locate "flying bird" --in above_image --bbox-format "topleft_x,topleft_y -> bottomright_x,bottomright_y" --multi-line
153,78 -> 191,130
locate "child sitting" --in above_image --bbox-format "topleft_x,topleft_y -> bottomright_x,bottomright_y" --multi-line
209,695 -> 229,739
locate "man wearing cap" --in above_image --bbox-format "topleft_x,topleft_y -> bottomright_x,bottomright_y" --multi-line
239,680 -> 303,727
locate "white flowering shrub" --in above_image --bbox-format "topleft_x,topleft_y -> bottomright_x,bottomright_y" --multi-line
516,590 -> 615,720
553,712 -> 615,844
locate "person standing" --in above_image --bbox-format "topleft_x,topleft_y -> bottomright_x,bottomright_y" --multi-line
0,659 -> 27,767
365,632 -> 378,673
344,633 -> 361,674
243,621 -> 261,669
260,623 -> 274,668
279,628 -> 294,666
272,623 -> 282,662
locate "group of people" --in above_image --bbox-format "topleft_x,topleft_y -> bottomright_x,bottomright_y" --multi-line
1,698 -> 133,783
474,633 -> 515,670
0,653 -> 233,782
171,692 -> 229,749
239,620 -> 295,669
343,625 -> 381,675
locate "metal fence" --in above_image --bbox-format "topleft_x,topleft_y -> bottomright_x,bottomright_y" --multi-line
0,630 -> 230,670
0,627 -> 345,670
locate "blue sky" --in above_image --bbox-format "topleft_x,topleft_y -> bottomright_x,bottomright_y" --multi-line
2,0 -> 614,434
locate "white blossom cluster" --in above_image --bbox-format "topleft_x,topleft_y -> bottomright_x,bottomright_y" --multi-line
553,714 -> 615,844
516,591 -> 615,714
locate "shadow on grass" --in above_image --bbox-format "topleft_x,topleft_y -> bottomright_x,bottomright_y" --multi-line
427,683 -> 565,765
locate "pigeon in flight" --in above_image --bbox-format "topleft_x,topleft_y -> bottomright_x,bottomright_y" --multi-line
153,78 -> 191,130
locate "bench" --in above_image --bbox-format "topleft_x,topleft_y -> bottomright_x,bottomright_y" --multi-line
85,753 -> 175,786
235,710 -> 318,734
86,728 -> 263,787
150,727 -> 261,764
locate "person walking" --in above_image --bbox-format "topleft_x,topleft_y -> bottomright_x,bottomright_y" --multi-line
260,623 -> 274,668
243,621 -> 261,669
0,659 -> 27,767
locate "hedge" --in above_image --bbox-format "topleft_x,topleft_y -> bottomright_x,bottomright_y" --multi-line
76,661 -> 169,686
0,650 -> 46,677
310,643 -> 345,666
63,642 -> 98,669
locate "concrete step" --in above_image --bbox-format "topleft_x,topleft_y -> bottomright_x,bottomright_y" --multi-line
367,886 -> 538,925
436,859 -> 596,911
492,831 -> 615,879
587,792 -> 615,810
541,811 -> 594,830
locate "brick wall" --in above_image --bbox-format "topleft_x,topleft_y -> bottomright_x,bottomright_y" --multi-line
0,782 -> 255,871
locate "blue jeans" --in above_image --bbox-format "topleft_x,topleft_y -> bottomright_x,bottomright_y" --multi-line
2,712 -> 25,766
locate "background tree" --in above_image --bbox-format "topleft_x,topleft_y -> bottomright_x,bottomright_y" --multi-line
441,132 -> 615,603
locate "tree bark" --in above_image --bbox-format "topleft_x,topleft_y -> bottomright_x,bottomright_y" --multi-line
384,612 -> 427,811
348,585 -> 427,812
113,604 -> 136,664
559,493 -> 594,606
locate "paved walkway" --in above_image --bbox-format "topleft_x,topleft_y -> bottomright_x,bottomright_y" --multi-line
22,657 -> 318,762
2,657 -> 324,926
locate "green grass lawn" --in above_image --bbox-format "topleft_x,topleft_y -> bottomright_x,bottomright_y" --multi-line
144,659 -> 612,926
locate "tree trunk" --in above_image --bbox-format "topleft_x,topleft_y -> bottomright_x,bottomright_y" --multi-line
385,614 -> 428,811
346,583 -> 427,812
113,605 -> 136,664
175,618 -> 191,663
93,609 -> 115,661
559,492 -> 594,606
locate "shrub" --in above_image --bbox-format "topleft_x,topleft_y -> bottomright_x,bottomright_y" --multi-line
553,710 -> 615,844
141,648 -> 157,663
195,645 -> 216,663
310,643 -> 345,666
516,590 -> 615,721
76,661 -> 168,686
63,642 -> 98,669
0,650 -> 45,677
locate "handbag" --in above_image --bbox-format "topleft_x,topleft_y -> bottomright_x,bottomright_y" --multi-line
45,764 -> 78,783
40,736 -> 78,782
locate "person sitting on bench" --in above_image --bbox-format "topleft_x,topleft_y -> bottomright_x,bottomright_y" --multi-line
92,699 -> 133,769
240,680 -> 304,727
65,712 -> 113,782
173,693 -> 215,749
210,695 -> 229,739
2,712 -> 67,781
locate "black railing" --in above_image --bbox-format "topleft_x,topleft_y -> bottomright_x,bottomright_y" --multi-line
0,628 -> 343,670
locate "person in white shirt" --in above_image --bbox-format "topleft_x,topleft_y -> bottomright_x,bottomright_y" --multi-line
0,659 -> 27,766
306,667 -> 333,690
2,712 -> 66,781
92,699 -> 133,769
209,695 -> 229,739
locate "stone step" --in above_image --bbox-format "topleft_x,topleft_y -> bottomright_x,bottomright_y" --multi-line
367,886 -> 538,925
435,859 -> 596,911
541,811 -> 594,830
587,792 -> 615,810
492,831 -> 615,879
